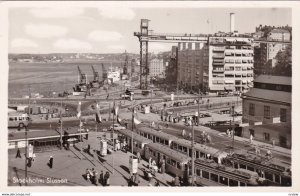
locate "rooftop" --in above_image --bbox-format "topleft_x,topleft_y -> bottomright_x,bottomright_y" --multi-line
243,88 -> 291,104
269,29 -> 290,34
254,75 -> 291,86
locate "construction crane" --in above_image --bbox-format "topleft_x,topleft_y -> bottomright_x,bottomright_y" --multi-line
73,66 -> 88,93
90,65 -> 100,88
134,19 -> 292,90
102,63 -> 107,81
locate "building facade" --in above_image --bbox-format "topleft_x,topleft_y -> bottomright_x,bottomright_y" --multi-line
241,75 -> 291,148
177,42 -> 207,92
267,29 -> 291,41
149,58 -> 165,78
206,36 -> 254,92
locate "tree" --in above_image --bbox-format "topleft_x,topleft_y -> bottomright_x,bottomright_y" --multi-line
272,45 -> 292,76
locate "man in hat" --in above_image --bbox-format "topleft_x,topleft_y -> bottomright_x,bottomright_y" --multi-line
16,148 -> 21,158
49,156 -> 54,169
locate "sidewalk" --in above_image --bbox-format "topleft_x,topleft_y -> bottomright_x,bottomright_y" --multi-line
8,132 -> 174,186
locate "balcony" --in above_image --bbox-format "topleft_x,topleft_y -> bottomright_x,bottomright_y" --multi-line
212,69 -> 224,73
213,55 -> 225,59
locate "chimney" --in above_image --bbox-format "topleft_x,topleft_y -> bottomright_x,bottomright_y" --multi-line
230,13 -> 235,33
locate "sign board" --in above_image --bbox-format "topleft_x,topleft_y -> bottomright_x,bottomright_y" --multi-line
254,121 -> 263,126
27,144 -> 34,158
129,157 -> 138,174
239,123 -> 249,127
171,93 -> 174,101
273,117 -> 281,123
144,106 -> 150,114
100,140 -> 107,156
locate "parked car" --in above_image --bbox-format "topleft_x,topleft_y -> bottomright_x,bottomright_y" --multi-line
109,124 -> 126,131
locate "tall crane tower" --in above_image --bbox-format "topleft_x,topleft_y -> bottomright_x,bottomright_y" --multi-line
77,66 -> 87,85
102,63 -> 107,81
90,65 -> 100,88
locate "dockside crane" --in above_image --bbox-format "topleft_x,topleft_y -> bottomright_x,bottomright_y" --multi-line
90,65 -> 100,88
102,63 -> 107,81
73,66 -> 89,93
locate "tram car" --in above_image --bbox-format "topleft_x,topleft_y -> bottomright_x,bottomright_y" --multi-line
170,137 -> 228,164
136,126 -> 176,147
194,158 -> 265,186
117,129 -> 152,157
144,142 -> 191,179
224,152 -> 291,186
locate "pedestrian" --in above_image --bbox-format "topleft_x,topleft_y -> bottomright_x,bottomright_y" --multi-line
189,132 -> 192,139
49,156 -> 53,169
155,180 -> 160,186
272,139 -> 275,147
182,129 -> 186,138
86,129 -> 89,140
174,175 -> 180,186
226,129 -> 230,137
16,148 -> 21,158
87,144 -> 91,154
148,157 -> 152,169
137,152 -> 141,163
99,170 -> 104,185
134,173 -> 140,185
86,168 -> 91,181
93,169 -> 98,185
250,134 -> 253,144
160,159 -> 166,174
105,172 -> 110,186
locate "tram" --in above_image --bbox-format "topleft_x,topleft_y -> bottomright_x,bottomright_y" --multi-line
117,129 -> 152,157
194,158 -> 265,186
144,142 -> 191,179
136,126 -> 176,147
224,152 -> 291,186
170,138 -> 228,164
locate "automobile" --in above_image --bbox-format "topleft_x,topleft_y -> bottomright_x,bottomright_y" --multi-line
109,124 -> 126,131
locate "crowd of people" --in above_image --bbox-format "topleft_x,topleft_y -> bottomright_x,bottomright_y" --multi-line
85,168 -> 111,186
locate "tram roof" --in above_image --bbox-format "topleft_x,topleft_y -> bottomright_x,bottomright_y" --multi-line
146,143 -> 191,163
173,138 -> 228,158
232,152 -> 290,171
137,126 -> 177,140
117,129 -> 152,144
195,158 -> 259,179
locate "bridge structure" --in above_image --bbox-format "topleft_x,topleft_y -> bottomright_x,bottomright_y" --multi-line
134,19 -> 292,90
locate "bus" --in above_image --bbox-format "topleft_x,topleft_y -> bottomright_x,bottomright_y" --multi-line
8,112 -> 29,128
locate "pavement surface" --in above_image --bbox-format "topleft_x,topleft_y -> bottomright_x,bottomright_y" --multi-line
8,132 -> 174,187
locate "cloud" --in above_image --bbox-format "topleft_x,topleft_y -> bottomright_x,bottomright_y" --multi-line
98,7 -> 135,20
88,30 -> 122,42
25,24 -> 68,38
108,45 -> 126,51
30,8 -> 84,18
53,38 -> 92,51
11,38 -> 38,48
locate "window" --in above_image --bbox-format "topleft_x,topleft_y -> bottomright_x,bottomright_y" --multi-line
211,173 -> 218,182
280,108 -> 287,122
264,106 -> 270,119
264,133 -> 270,141
219,176 -> 228,185
177,162 -> 182,170
166,157 -> 170,164
249,103 -> 255,116
202,171 -> 209,179
196,169 -> 201,176
171,159 -> 176,167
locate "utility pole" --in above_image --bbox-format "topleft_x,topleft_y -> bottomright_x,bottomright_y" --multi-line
25,86 -> 31,186
232,105 -> 235,150
60,98 -> 63,150
191,119 -> 195,186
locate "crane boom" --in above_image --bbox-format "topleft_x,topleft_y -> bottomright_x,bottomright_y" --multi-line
91,65 -> 99,81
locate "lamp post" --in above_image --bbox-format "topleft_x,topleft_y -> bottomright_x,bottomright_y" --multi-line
191,119 -> 195,186
232,105 -> 235,150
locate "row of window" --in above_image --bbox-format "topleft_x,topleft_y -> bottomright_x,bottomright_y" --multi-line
195,168 -> 247,186
148,148 -> 182,170
249,104 -> 287,122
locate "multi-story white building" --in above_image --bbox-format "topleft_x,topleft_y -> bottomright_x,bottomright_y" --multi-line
205,36 -> 254,92
149,58 -> 165,78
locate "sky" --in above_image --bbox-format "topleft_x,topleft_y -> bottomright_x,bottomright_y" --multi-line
8,6 -> 291,54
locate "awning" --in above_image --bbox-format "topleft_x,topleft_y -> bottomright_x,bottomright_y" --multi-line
224,86 -> 235,91
225,80 -> 234,84
209,86 -> 225,91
